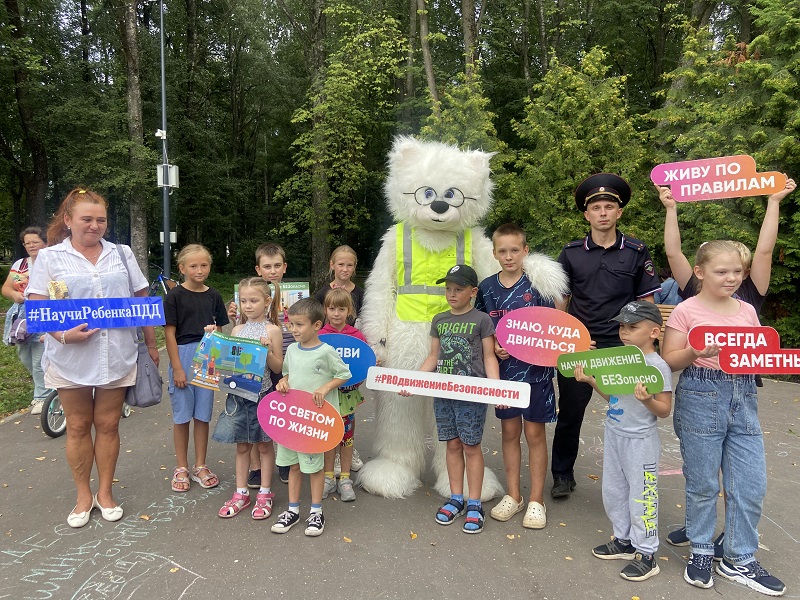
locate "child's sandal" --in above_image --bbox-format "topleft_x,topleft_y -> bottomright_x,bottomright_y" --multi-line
171,467 -> 190,493
251,492 -> 274,520
435,497 -> 465,525
190,464 -> 219,489
218,492 -> 251,518
463,504 -> 485,534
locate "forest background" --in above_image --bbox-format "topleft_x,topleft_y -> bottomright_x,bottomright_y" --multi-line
3,0 -> 800,344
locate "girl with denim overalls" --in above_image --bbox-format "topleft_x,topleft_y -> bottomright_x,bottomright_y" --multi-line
663,240 -> 784,596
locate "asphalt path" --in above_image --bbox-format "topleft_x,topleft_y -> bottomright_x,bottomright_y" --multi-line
1,355 -> 798,600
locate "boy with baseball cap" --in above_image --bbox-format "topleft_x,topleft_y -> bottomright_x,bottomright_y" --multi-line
402,264 -> 499,534
573,300 -> 673,581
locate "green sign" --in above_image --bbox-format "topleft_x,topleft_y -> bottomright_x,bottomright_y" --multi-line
557,346 -> 664,395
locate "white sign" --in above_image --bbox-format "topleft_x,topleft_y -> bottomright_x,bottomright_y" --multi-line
366,366 -> 530,408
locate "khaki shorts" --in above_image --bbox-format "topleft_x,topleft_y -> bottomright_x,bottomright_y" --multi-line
45,365 -> 137,390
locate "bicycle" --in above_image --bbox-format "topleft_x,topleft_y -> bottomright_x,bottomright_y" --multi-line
40,390 -> 132,438
147,264 -> 179,296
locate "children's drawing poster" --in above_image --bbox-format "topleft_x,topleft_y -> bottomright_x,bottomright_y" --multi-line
190,331 -> 268,402
279,281 -> 310,314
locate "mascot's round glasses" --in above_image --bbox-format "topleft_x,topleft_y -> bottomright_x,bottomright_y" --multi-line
404,187 -> 474,208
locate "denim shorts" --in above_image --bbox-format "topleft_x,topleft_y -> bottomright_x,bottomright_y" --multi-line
434,397 -> 488,446
169,342 -> 214,424
211,394 -> 272,444
495,378 -> 556,423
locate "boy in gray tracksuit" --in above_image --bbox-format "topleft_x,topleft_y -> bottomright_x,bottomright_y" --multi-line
573,301 -> 673,582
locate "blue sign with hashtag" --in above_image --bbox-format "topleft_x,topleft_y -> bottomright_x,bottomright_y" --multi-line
25,298 -> 166,332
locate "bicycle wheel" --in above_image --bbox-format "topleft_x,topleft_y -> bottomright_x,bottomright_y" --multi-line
40,389 -> 66,438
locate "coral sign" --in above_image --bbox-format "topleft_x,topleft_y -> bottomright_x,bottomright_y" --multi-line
651,155 -> 786,202
258,390 -> 344,454
495,307 -> 591,367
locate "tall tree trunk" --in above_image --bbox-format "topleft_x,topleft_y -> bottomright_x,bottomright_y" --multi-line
119,0 -> 148,270
5,0 -> 47,228
417,0 -> 439,108
534,0 -> 547,77
309,0 -> 330,291
462,0 -> 477,77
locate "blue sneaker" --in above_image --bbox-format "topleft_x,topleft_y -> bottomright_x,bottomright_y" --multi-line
716,559 -> 786,596
667,526 -> 690,546
685,553 -> 714,589
713,531 -> 724,562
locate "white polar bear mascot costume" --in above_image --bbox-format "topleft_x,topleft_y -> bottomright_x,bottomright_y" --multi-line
357,136 -> 568,499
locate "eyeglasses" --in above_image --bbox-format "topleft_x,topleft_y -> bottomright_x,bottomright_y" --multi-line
403,187 -> 474,208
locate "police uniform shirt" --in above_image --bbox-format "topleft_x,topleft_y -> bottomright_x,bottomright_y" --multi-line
558,230 -> 661,346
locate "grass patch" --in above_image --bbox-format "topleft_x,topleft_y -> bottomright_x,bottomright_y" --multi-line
0,274 -> 34,415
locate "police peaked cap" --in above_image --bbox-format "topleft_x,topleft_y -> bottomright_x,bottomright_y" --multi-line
574,173 -> 631,211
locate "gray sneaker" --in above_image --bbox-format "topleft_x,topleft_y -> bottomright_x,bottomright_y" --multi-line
592,537 -> 636,560
322,476 -> 337,499
30,400 -> 44,416
338,477 -> 356,502
621,552 -> 660,581
351,448 -> 364,471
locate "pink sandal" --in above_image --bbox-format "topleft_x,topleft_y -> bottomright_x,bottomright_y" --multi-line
191,464 -> 219,489
218,492 -> 251,518
251,492 -> 274,520
171,467 -> 190,493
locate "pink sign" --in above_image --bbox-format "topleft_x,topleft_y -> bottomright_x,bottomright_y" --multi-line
496,307 -> 591,367
651,155 -> 785,202
687,325 -> 800,374
258,390 -> 344,453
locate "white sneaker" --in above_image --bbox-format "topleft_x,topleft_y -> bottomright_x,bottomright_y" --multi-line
30,400 -> 44,416
490,494 -> 525,521
351,448 -> 363,471
522,501 -> 546,529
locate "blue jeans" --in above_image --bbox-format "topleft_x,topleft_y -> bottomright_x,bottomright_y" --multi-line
674,366 -> 765,564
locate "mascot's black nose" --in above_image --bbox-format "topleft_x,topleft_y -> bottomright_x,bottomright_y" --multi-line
430,200 -> 450,214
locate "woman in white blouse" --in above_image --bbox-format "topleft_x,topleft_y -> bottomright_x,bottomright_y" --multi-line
26,188 -> 159,528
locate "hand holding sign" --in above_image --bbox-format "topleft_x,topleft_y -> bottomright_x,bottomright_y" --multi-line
650,155 -> 786,202
258,390 -> 344,454
495,307 -> 591,366
557,346 -> 665,395
687,325 -> 800,374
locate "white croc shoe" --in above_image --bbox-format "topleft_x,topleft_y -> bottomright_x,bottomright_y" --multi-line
490,494 -> 525,522
522,501 -> 547,529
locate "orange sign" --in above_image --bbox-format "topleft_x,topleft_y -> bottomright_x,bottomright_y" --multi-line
257,390 -> 344,454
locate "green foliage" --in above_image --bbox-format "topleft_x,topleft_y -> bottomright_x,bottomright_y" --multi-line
274,4 -> 406,272
493,48 -> 646,255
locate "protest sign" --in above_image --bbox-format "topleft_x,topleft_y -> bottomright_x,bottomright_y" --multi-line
495,307 -> 590,366
25,297 -> 165,333
557,346 -> 664,395
190,331 -> 268,402
319,333 -> 376,386
650,155 -> 786,202
687,325 -> 800,374
258,390 -> 344,453
366,366 -> 530,408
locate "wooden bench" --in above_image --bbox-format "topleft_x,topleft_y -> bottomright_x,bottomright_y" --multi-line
657,304 -> 676,345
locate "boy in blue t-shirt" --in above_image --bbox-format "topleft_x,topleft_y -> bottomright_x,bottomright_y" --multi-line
475,224 -> 555,530
406,264 -> 499,534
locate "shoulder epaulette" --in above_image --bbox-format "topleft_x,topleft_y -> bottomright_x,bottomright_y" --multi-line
623,237 -> 646,252
564,239 -> 583,249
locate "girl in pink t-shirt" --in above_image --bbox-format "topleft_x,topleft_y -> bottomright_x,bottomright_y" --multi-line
662,241 -> 783,595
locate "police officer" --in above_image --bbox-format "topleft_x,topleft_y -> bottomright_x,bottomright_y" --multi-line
551,173 -> 662,498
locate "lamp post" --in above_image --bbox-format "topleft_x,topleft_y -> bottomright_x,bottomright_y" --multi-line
158,0 -> 171,278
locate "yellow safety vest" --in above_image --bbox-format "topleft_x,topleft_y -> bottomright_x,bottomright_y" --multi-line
395,223 -> 473,322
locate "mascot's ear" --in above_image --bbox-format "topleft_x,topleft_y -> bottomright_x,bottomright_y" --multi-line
467,149 -> 498,177
389,135 -> 423,168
